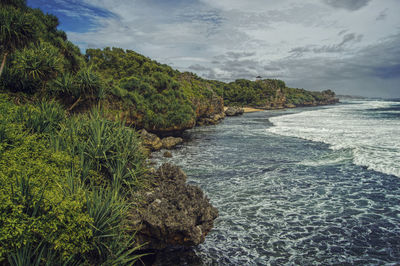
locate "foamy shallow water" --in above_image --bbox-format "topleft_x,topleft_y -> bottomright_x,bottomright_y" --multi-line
268,100 -> 400,177
153,102 -> 400,265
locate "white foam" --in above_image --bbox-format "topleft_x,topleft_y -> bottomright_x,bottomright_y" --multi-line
267,101 -> 400,177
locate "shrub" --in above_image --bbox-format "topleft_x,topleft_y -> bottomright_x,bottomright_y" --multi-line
23,101 -> 65,134
11,42 -> 63,93
0,133 -> 93,261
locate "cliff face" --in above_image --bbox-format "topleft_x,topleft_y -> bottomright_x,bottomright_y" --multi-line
193,92 -> 225,126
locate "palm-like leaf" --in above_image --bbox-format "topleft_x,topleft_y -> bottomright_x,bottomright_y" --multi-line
0,7 -> 35,52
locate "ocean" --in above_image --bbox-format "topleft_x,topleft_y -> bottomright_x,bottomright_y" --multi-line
153,100 -> 400,265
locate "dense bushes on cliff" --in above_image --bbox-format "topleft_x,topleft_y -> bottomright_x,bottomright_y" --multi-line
85,47 -> 222,132
211,78 -> 337,108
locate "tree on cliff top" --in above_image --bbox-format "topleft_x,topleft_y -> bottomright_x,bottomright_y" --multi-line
0,4 -> 37,78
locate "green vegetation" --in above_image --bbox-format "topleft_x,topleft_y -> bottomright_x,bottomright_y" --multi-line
210,78 -> 337,108
85,47 -> 219,131
0,94 -> 147,265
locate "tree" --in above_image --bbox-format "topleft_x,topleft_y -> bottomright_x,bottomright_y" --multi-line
12,42 -> 63,93
0,0 -> 27,9
0,6 -> 36,78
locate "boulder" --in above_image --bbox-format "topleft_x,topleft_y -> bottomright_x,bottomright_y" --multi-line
161,136 -> 183,149
197,113 -> 226,126
225,106 -> 244,116
129,163 -> 218,250
140,129 -> 163,151
163,151 -> 173,158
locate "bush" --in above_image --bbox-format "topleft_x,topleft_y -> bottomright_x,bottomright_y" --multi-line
23,101 -> 65,134
10,42 -> 63,93
0,133 -> 93,261
0,96 -> 146,264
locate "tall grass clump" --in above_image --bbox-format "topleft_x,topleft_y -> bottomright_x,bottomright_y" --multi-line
22,100 -> 65,134
51,108 -> 147,192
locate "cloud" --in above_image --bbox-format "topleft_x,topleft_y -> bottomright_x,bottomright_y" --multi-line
376,9 -> 388,21
27,0 -> 115,32
323,0 -> 372,11
289,33 -> 363,56
271,33 -> 400,97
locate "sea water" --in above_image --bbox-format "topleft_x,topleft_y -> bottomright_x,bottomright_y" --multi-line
153,100 -> 400,265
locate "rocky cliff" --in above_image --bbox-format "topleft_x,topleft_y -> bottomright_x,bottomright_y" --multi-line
129,164 -> 218,250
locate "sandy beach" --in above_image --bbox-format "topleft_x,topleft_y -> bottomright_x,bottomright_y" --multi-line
242,107 -> 265,113
224,107 -> 265,113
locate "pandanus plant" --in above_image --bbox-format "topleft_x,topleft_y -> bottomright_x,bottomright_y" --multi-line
12,42 -> 63,93
0,5 -> 36,79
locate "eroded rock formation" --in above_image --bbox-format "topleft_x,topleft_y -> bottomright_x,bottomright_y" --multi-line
225,106 -> 244,116
129,163 -> 218,250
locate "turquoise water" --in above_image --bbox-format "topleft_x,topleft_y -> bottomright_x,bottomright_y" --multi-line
154,100 -> 400,265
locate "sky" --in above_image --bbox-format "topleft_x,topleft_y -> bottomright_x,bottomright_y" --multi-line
27,0 -> 400,98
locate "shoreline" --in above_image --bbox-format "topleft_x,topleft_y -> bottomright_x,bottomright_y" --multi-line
223,106 -> 265,113
242,107 -> 265,113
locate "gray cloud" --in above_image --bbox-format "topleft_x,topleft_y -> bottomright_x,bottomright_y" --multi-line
290,33 -> 363,56
225,51 -> 256,59
271,33 -> 400,97
188,64 -> 210,71
323,0 -> 372,11
376,9 -> 388,21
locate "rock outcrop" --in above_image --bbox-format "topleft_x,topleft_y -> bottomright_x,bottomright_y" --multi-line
140,130 -> 184,151
140,129 -> 163,151
192,90 -> 225,126
162,137 -> 183,149
225,106 -> 244,116
163,151 -> 172,158
129,163 -> 218,250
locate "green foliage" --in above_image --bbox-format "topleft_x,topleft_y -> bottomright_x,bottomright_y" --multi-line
75,66 -> 103,99
84,189 -> 144,265
0,129 -> 93,261
217,78 -> 336,107
23,101 -> 65,134
86,48 -> 217,131
8,42 -> 63,93
0,5 -> 36,54
0,96 -> 146,264
51,109 -> 146,191
0,0 -> 27,9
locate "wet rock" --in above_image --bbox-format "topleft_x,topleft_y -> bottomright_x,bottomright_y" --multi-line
140,129 -> 162,151
129,163 -> 218,250
150,247 -> 204,266
197,113 -> 225,126
163,151 -> 173,158
161,136 -> 183,149
225,106 -> 244,116
285,103 -> 296,108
